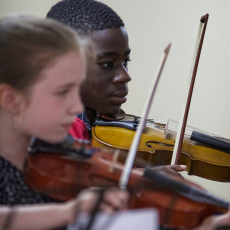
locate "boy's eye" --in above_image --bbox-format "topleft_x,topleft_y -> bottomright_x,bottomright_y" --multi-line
98,61 -> 114,69
123,58 -> 131,67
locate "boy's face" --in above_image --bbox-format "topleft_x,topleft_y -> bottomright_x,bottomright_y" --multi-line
17,51 -> 85,143
80,26 -> 131,116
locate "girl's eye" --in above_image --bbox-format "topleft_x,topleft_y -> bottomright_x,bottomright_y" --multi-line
123,58 -> 132,67
58,89 -> 69,96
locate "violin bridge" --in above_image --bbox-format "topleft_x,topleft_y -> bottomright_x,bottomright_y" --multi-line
109,149 -> 120,173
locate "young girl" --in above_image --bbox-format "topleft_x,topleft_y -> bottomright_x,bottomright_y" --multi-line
0,15 -> 128,230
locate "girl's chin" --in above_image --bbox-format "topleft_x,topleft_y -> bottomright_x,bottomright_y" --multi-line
40,134 -> 67,144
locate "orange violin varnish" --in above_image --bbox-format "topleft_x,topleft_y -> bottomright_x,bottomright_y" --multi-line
24,138 -> 229,229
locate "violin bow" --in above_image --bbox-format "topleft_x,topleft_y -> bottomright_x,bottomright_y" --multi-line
171,14 -> 209,165
119,43 -> 171,189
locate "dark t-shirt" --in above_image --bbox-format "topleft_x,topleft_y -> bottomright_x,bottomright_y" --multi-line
0,155 -> 66,230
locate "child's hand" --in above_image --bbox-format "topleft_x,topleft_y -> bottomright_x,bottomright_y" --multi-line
66,187 -> 129,224
134,165 -> 187,180
191,206 -> 230,230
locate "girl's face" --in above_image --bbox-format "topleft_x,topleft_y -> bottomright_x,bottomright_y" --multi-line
17,51 -> 85,143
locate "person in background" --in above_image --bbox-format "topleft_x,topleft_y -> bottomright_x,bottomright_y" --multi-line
47,0 -> 187,178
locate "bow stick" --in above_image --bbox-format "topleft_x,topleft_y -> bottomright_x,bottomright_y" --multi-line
119,43 -> 171,189
171,14 -> 209,165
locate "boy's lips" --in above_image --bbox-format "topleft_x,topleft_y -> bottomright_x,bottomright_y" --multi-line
112,91 -> 128,97
110,95 -> 127,104
110,91 -> 128,104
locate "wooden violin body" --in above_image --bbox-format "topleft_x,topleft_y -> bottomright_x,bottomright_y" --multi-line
24,139 -> 229,229
92,114 -> 230,182
24,146 -> 143,201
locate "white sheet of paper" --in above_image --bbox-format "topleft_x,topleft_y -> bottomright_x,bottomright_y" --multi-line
67,208 -> 159,230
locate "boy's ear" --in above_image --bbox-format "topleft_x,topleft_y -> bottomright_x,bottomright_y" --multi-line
0,84 -> 22,115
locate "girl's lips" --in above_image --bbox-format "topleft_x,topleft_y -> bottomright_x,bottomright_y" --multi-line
62,123 -> 72,131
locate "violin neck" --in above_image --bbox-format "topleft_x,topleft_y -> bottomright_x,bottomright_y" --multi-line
143,168 -> 229,211
191,131 -> 230,153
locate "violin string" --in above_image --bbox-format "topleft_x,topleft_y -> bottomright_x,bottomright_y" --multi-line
100,147 -> 154,168
118,151 -> 153,168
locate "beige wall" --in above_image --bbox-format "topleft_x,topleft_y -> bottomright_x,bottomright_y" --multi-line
1,0 -> 230,200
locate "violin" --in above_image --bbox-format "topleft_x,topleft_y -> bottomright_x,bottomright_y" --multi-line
23,137 -> 229,229
24,42 -> 229,229
91,13 -> 230,182
92,114 -> 230,182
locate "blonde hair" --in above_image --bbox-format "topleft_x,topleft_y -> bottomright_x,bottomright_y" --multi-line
0,15 -> 89,92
